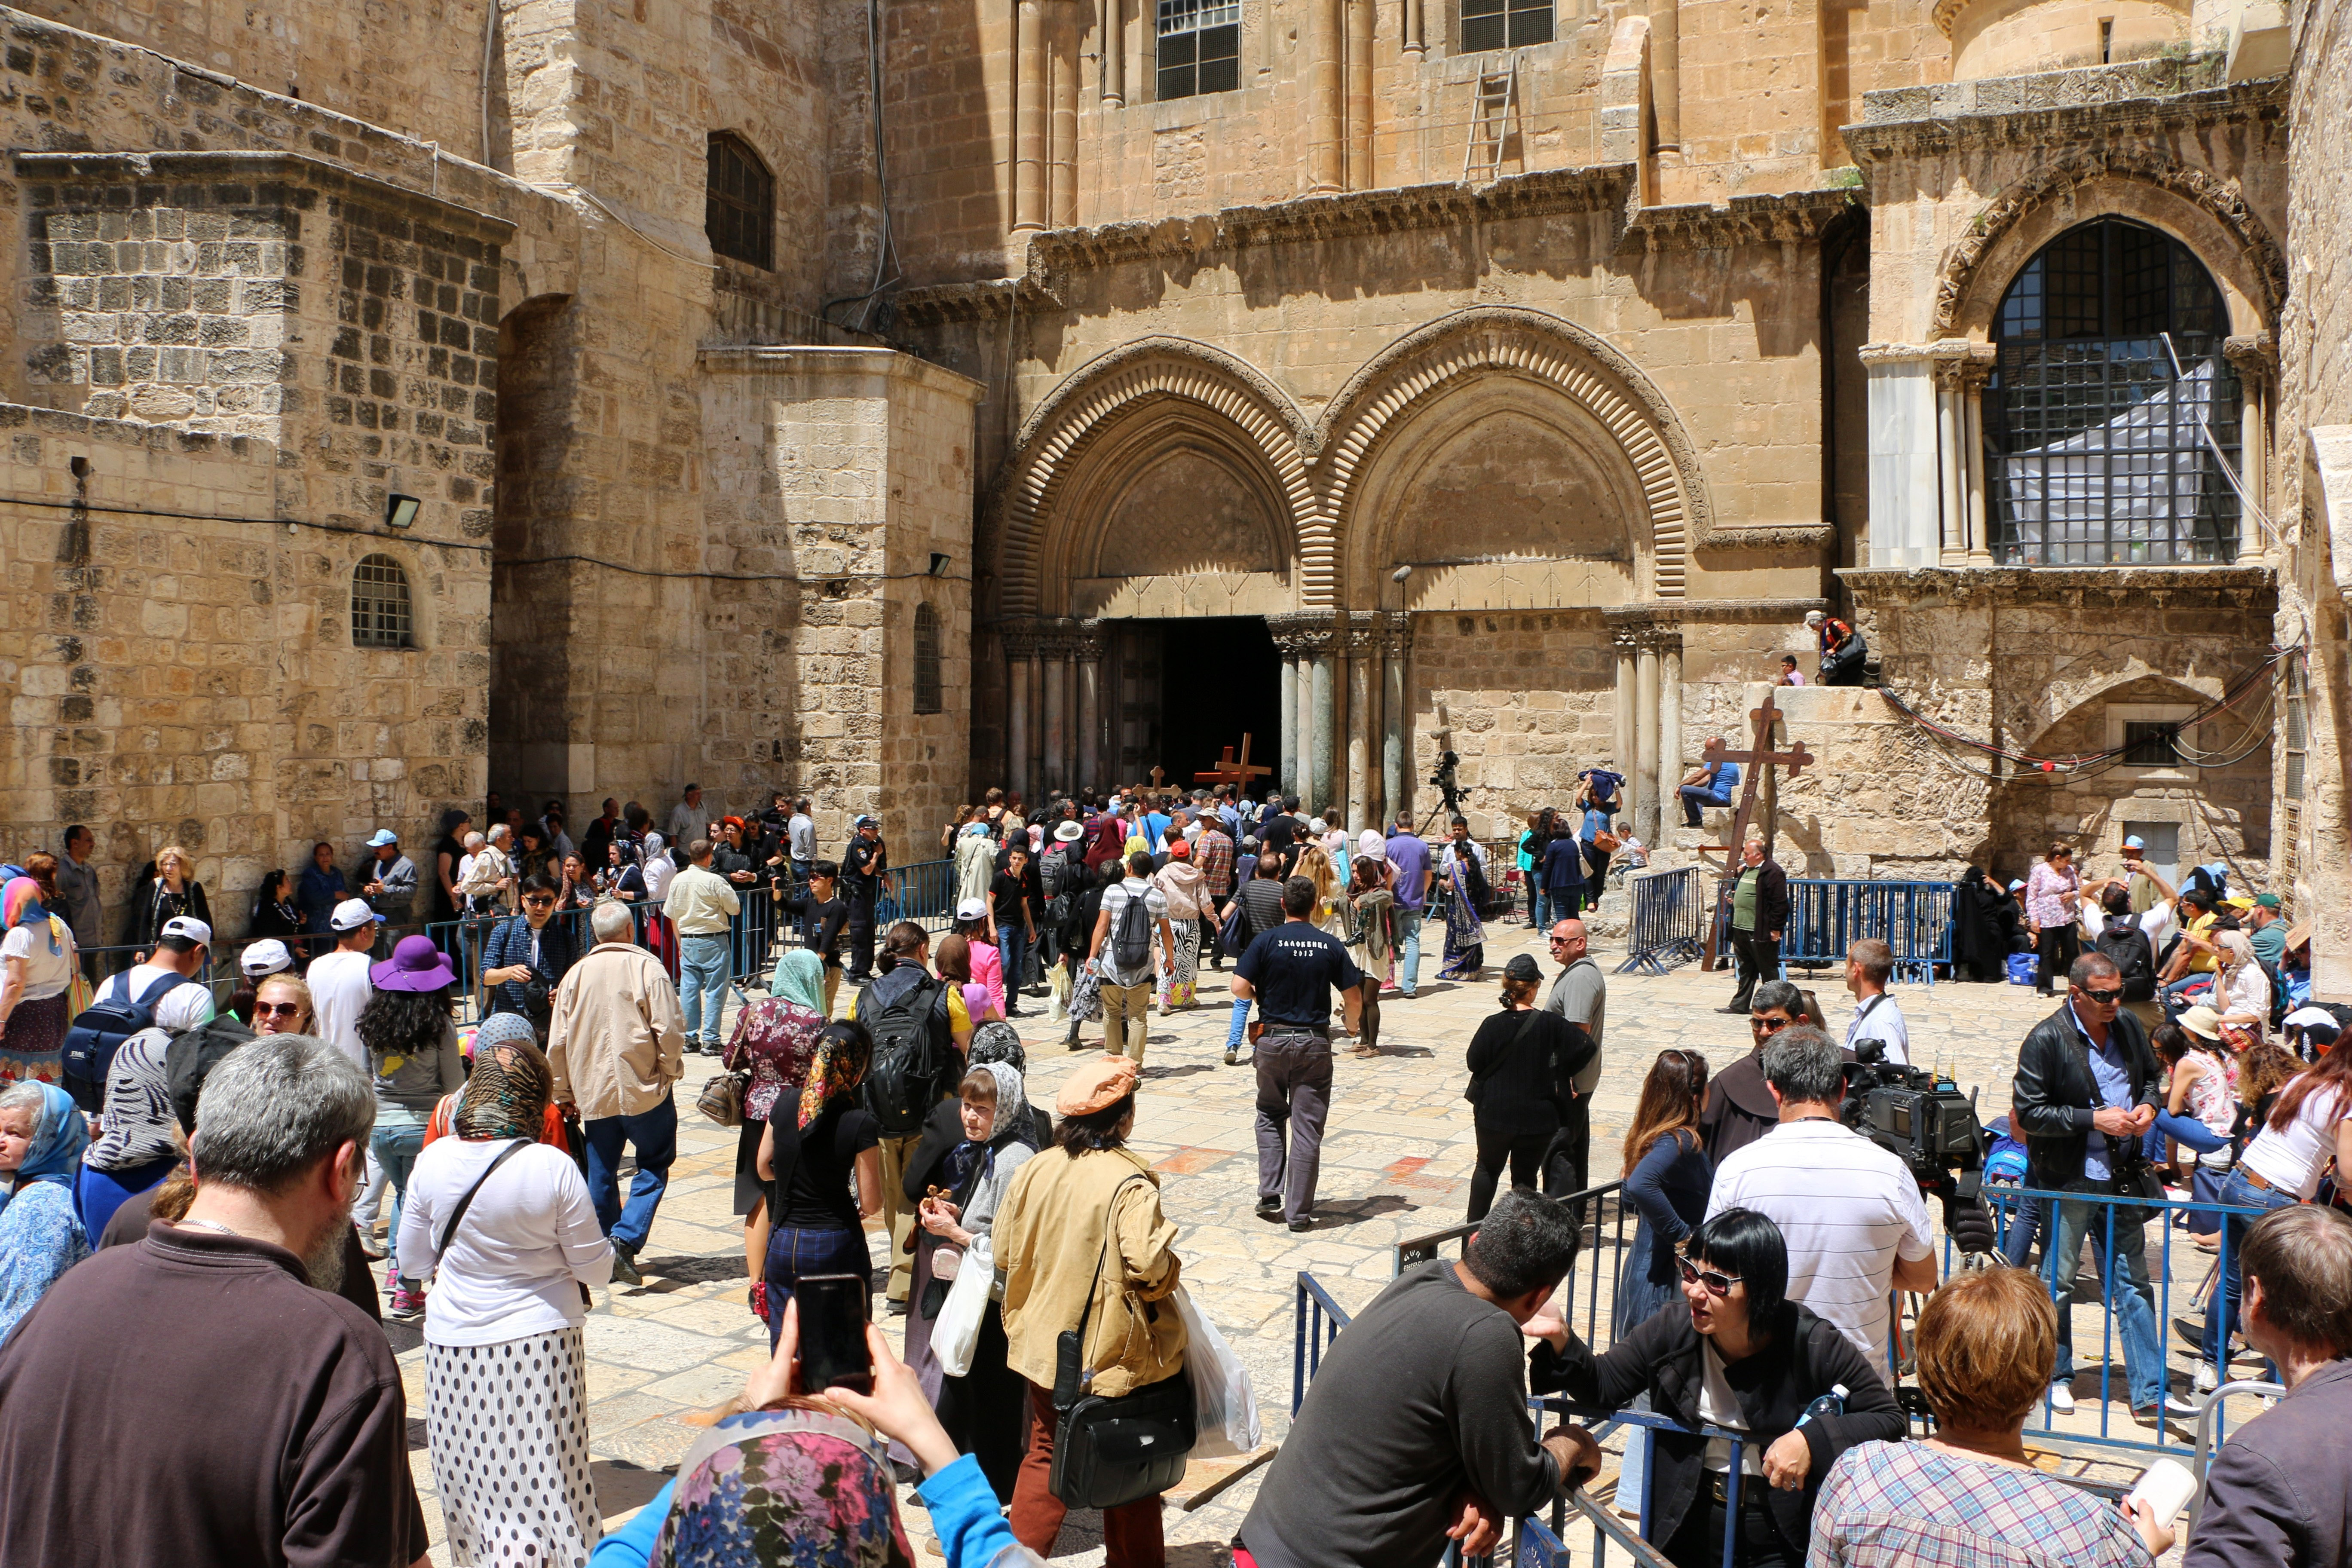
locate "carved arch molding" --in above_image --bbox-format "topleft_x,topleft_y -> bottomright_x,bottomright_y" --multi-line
989,309 -> 1720,617
1932,148 -> 2288,339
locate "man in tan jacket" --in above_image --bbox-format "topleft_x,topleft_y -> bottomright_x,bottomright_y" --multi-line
548,900 -> 687,1285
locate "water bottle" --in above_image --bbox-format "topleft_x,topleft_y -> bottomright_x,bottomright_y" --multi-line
1796,1384 -> 1848,1429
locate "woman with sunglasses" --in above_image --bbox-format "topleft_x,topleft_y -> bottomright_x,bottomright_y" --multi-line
1526,1207 -> 1902,1568
480,873 -> 581,1040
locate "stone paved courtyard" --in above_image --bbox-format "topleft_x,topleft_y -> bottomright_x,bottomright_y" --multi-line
395,926 -> 2231,1564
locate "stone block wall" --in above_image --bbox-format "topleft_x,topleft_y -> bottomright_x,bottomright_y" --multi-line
1406,608 -> 1615,836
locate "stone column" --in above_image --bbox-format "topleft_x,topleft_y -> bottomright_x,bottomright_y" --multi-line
1655,628 -> 1683,846
1278,654 -> 1299,800
1346,616 -> 1375,831
1648,0 -> 1680,153
1382,614 -> 1410,831
1345,0 -> 1372,190
1960,360 -> 1993,566
1402,0 -> 1425,55
1075,622 -> 1106,793
1612,626 -> 1637,782
1002,622 -> 1037,797
1307,0 -> 1344,193
1633,631 -> 1660,845
1934,361 -> 1966,567
1013,0 -> 1047,233
1098,0 -> 1124,104
1050,11 -> 1078,226
1041,621 -> 1070,793
2226,332 -> 2278,544
1313,647 -> 1338,819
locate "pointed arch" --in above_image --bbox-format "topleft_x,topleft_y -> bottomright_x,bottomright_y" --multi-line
1317,306 -> 1713,602
994,337 -> 1316,619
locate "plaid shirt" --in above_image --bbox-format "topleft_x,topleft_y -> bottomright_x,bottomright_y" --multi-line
1195,828 -> 1235,899
1807,1442 -> 2152,1568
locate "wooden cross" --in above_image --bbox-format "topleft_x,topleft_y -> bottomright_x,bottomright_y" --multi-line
1692,689 -> 1813,966
1195,732 -> 1274,788
1148,766 -> 1167,789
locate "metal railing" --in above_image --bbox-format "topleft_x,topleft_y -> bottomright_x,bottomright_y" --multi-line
1293,1273 -> 1353,1417
1615,867 -> 1707,976
2187,1378 -> 2285,1537
1781,879 -> 1954,985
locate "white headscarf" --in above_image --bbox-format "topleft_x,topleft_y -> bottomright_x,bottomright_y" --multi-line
1357,829 -> 1387,863
956,1060 -> 1038,1245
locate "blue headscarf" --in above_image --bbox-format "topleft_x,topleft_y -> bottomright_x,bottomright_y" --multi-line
1,1083 -> 89,1218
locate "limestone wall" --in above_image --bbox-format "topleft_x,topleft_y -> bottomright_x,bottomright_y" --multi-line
1405,609 -> 1614,834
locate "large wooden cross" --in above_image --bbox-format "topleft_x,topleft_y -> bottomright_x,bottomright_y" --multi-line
1195,732 -> 1274,789
1693,690 -> 1814,965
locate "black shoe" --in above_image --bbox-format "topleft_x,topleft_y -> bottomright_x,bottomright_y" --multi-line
609,1242 -> 643,1287
887,1296 -> 910,1317
1717,1004 -> 1749,1015
1256,1197 -> 1283,1216
1287,1218 -> 1314,1232
1005,1007 -> 1025,1018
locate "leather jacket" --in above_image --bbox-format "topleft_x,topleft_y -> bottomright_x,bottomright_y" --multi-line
2010,1000 -> 2158,1189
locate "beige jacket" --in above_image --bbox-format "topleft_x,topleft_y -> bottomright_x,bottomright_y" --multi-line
547,939 -> 687,1119
993,1145 -> 1186,1397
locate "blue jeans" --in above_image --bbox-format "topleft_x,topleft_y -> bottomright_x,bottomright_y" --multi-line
998,924 -> 1032,1010
1541,886 -> 1584,923
1393,907 -> 1424,995
583,1093 -> 679,1253
2205,1167 -> 2297,1366
678,931 -> 731,1046
371,1120 -> 426,1282
1678,785 -> 1730,826
1225,996 -> 1253,1054
2146,1112 -> 2228,1163
2001,1191 -> 2051,1271
764,1222 -> 872,1352
2046,1189 -> 2165,1409
2161,972 -> 2213,1011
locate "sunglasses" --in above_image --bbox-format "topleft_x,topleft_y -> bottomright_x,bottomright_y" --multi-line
2076,986 -> 2124,1005
1677,1256 -> 1743,1297
522,896 -> 557,908
253,1001 -> 303,1019
1750,1014 -> 1794,1032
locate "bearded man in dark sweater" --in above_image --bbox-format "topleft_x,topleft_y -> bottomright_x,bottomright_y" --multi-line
1239,1189 -> 1599,1567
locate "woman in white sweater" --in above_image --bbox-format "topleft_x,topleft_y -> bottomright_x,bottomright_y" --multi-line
398,1035 -> 612,1566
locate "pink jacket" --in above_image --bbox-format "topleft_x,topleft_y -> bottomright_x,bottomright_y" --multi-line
968,938 -> 1006,1020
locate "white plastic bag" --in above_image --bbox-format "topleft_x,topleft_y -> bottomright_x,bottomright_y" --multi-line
932,1237 -> 992,1378
1172,1285 -> 1260,1458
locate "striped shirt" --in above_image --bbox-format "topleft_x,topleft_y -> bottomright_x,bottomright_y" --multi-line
1706,1121 -> 1933,1381
1807,1441 -> 2153,1568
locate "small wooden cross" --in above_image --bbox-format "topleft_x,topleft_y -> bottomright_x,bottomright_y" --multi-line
1196,732 -> 1274,788
1148,766 -> 1167,789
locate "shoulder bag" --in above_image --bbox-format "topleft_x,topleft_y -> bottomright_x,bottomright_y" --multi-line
1047,1174 -> 1197,1510
438,1139 -> 596,1307
696,1069 -> 748,1127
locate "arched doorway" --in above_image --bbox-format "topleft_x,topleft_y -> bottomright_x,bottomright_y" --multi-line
1985,217 -> 2240,567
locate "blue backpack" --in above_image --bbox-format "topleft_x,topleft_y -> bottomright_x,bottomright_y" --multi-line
61,970 -> 194,1113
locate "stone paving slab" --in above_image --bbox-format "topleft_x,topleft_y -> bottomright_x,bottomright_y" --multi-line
401,933 -> 2217,1564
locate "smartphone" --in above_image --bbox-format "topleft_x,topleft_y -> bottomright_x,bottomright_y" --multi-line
794,1274 -> 874,1394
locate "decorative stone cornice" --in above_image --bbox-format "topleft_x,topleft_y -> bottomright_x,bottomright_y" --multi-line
1845,74 -> 2282,165
1603,597 -> 1831,628
1619,188 -> 1859,253
997,618 -> 1044,659
1841,565 -> 2277,612
890,273 -> 1064,328
1265,611 -> 1338,657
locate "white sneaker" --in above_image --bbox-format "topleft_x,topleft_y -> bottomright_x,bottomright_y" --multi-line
2194,1360 -> 2220,1394
2046,1384 -> 2076,1414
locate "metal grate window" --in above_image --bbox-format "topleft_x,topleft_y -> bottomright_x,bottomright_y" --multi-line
1461,0 -> 1552,52
352,554 -> 414,649
1157,0 -> 1240,101
2121,721 -> 2180,767
913,603 -> 943,715
1988,218 -> 2239,567
2283,658 -> 2307,797
706,134 -> 775,270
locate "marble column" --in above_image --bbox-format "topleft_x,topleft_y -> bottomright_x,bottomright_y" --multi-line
2226,332 -> 2278,540
1934,362 -> 1965,567
1307,0 -> 1344,193
1075,624 -> 1105,794
1003,623 -> 1036,798
1612,627 -> 1638,782
1960,364 -> 1992,566
1098,0 -> 1124,106
1012,0 -> 1047,233
1656,630 -> 1683,846
1312,646 -> 1338,821
1633,632 -> 1660,845
1041,622 -> 1069,793
1346,619 -> 1374,832
1382,616 -> 1409,832
1278,655 -> 1298,801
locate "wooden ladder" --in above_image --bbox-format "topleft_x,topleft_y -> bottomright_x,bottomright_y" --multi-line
1463,61 -> 1516,183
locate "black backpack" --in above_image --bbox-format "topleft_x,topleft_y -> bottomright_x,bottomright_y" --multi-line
1110,885 -> 1154,973
2094,919 -> 2156,1004
62,970 -> 195,1113
1041,844 -> 1072,897
859,970 -> 952,1134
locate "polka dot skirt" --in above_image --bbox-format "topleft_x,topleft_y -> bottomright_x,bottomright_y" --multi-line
426,1326 -> 600,1566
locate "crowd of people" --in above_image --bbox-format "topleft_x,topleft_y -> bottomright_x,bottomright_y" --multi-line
1,768 -> 2349,1568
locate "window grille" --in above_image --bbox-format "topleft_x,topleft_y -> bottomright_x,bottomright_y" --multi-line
913,603 -> 943,715
352,554 -> 413,649
1460,0 -> 1552,52
1987,218 -> 2239,566
2121,721 -> 2180,768
2283,658 -> 2307,797
1157,0 -> 1240,100
706,134 -> 775,270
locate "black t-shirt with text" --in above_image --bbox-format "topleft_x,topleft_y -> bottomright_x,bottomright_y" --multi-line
784,890 -> 848,968
1237,920 -> 1366,1030
990,868 -> 1037,929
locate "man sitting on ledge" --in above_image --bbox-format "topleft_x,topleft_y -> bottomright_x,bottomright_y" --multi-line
1678,744 -> 1739,827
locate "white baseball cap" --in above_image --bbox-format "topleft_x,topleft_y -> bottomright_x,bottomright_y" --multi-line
2122,835 -> 2145,850
330,897 -> 385,932
159,915 -> 213,947
366,829 -> 400,848
956,896 -> 988,922
239,938 -> 295,978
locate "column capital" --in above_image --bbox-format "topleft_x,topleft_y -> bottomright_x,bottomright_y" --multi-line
1378,609 -> 1414,658
1071,618 -> 1108,662
2224,331 -> 2277,385
997,618 -> 1045,659
1267,610 -> 1339,656
1930,340 -> 1998,393
1632,624 -> 1682,653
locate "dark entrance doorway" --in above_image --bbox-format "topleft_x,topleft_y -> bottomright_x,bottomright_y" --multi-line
1109,617 -> 1281,793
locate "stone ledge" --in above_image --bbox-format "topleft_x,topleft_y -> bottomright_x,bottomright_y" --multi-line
1841,564 -> 2278,610
1603,596 -> 1832,627
1845,73 -> 2283,163
696,345 -> 986,404
15,150 -> 517,242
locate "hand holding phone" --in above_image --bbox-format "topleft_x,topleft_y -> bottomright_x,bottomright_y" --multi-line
793,1274 -> 875,1395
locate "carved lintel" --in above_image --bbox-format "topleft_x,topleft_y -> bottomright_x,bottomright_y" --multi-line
998,618 -> 1044,660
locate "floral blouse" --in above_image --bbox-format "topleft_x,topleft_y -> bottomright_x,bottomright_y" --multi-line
722,998 -> 826,1122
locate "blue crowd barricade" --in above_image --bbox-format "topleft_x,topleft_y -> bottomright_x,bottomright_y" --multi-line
1615,867 -> 1707,976
1780,879 -> 1954,985
1293,1272 -> 1353,1416
876,858 -> 955,930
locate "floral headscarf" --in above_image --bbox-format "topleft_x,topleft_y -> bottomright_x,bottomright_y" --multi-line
655,1406 -> 913,1568
0,1082 -> 88,1217
796,1023 -> 872,1131
455,1026 -> 554,1141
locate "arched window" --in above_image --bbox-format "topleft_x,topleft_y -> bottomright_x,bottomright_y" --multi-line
912,603 -> 943,715
706,133 -> 775,270
1987,217 -> 2240,566
351,554 -> 414,649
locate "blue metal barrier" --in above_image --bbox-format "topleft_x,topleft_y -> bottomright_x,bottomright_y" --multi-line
1615,867 -> 1706,976
1293,1272 -> 1352,1416
878,858 -> 955,928
1781,879 -> 1955,985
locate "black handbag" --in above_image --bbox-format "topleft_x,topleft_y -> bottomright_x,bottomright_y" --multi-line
1047,1176 -> 1196,1511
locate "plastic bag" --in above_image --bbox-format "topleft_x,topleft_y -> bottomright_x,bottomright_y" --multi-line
1171,1286 -> 1259,1458
933,1235 -> 993,1378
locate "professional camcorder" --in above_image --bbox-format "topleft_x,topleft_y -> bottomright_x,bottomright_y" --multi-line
1429,750 -> 1464,815
1842,1045 -> 1992,1240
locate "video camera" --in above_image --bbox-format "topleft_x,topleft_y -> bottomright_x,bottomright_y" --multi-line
1841,1046 -> 1988,1220
1428,750 -> 1464,815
